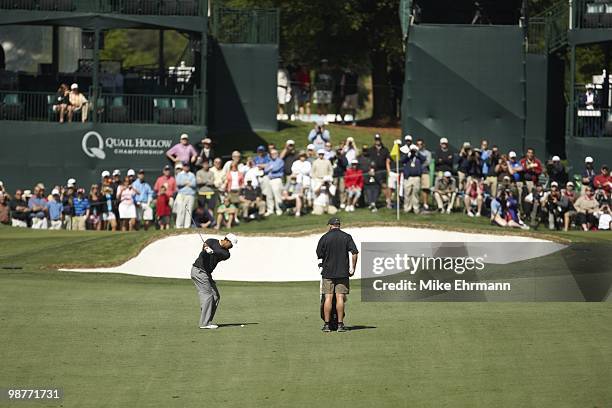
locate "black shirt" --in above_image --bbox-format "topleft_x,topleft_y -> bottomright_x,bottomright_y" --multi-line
193,238 -> 230,273
9,198 -> 28,221
316,228 -> 359,279
371,145 -> 390,171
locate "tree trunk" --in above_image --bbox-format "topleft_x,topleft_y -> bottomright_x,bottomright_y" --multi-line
370,49 -> 392,121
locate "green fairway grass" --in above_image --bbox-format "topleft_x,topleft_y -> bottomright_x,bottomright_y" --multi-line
1,221 -> 611,408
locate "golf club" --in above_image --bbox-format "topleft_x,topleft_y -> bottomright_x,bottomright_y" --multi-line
187,204 -> 206,244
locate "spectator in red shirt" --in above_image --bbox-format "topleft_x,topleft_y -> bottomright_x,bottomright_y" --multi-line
520,147 -> 543,190
154,165 -> 177,198
593,165 -> 610,195
344,159 -> 364,212
156,185 -> 172,230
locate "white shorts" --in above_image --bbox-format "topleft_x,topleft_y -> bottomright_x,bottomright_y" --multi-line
137,204 -> 154,221
387,171 -> 400,190
102,212 -> 116,221
119,202 -> 136,219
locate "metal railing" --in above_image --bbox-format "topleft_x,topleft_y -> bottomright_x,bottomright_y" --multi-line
528,17 -> 546,54
573,106 -> 612,137
574,0 -> 612,28
0,0 -> 204,16
0,90 -> 201,125
211,7 -> 279,44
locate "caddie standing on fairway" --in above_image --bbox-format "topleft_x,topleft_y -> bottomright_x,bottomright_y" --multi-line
316,217 -> 359,333
191,233 -> 238,329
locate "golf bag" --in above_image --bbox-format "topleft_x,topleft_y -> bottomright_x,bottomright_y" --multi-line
320,294 -> 339,331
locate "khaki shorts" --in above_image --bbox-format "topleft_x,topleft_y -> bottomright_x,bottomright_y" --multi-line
322,277 -> 350,294
420,173 -> 431,189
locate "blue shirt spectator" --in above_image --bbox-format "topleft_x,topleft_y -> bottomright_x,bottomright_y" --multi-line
132,177 -> 153,204
46,199 -> 63,221
73,196 -> 90,216
481,149 -> 491,175
253,146 -> 271,167
176,170 -> 196,196
264,157 -> 285,179
28,196 -> 47,219
308,122 -> 330,151
401,150 -> 426,177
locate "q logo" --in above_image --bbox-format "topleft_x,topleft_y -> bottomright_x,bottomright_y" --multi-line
82,131 -> 106,160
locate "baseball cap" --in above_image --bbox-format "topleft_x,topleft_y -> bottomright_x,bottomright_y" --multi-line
0,181 -> 3,187
551,155 -> 560,162
463,142 -> 471,148
70,83 -> 78,90
175,163 -> 183,170
317,149 -> 326,155
23,189 -> 32,198
286,139 -> 295,145
225,233 -> 238,246
566,181 -> 574,187
180,133 -> 189,140
36,183 -> 45,190
327,217 -> 341,226
443,171 -> 452,177
347,136 -> 355,143
112,169 -> 121,176
202,138 -> 212,144
585,156 -> 594,163
409,144 -> 418,151
101,170 -> 110,178
508,151 -> 517,158
256,145 -> 266,152
551,181 -> 559,187
127,169 -> 136,176
137,169 -> 145,174
404,134 -> 413,141
307,144 -> 315,150
439,137 -> 448,144
351,159 -> 358,164
67,178 -> 76,187
374,133 -> 381,140
51,188 -> 60,195
163,165 -> 171,170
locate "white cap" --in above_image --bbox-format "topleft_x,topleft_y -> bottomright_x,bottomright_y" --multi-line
551,181 -> 559,187
409,144 -> 418,151
225,233 -> 238,246
175,163 -> 183,170
127,169 -> 136,176
566,181 -> 574,187
317,149 -> 326,155
439,137 -> 448,144
51,188 -> 60,195
101,170 -> 110,178
585,156 -> 594,163
307,143 -> 315,150
180,133 -> 189,140
463,142 -> 471,148
346,136 -> 355,143
323,175 -> 333,182
508,151 -> 517,158
351,159 -> 359,164
0,180 -> 3,187
23,189 -> 32,197
286,139 -> 295,145
444,171 -> 452,177
552,155 -> 560,162
67,178 -> 76,187
70,83 -> 78,90
404,134 -> 413,141
112,169 -> 121,176
394,139 -> 402,145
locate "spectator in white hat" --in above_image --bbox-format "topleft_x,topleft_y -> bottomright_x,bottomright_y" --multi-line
341,136 -> 357,163
312,175 -> 337,215
117,176 -> 139,231
46,188 -> 63,229
166,134 -> 198,166
291,151 -> 313,203
311,148 -> 333,193
403,134 -> 413,146
196,137 -> 214,167
175,161 -> 197,228
582,156 -> 595,191
127,168 -> 136,183
546,155 -> 568,187
306,144 -> 317,163
308,120 -> 330,152
67,83 -> 89,122
434,137 -> 455,183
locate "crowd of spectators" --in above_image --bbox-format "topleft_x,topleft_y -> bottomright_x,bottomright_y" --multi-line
0,129 -> 610,233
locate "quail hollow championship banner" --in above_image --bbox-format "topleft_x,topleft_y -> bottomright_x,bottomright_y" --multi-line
360,242 -> 612,302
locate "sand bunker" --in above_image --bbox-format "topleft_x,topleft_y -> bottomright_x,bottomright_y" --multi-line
62,227 -> 564,282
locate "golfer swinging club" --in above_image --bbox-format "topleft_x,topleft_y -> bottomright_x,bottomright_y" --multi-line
191,233 -> 238,329
316,217 -> 359,332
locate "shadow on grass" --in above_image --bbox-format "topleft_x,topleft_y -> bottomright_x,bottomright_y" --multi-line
347,325 -> 377,331
217,322 -> 259,328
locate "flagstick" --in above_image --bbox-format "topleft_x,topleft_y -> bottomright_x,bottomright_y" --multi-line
396,157 -> 400,221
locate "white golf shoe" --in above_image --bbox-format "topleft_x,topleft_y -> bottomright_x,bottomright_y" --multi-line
200,324 -> 219,329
